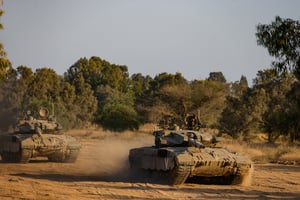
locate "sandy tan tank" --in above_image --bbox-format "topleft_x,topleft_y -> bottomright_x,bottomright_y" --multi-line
129,129 -> 253,185
0,108 -> 81,163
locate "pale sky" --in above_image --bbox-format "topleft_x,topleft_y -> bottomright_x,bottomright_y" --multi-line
1,0 -> 300,84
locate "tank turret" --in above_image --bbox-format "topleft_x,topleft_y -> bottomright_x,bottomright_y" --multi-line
16,107 -> 62,134
154,130 -> 220,148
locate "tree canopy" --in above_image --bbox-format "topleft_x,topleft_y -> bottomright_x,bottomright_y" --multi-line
0,1 -> 12,82
256,16 -> 300,79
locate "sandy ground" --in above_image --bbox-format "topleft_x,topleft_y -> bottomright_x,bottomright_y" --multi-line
0,133 -> 300,200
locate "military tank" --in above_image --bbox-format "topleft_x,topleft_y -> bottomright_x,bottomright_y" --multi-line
129,114 -> 253,185
129,129 -> 253,185
0,107 -> 81,163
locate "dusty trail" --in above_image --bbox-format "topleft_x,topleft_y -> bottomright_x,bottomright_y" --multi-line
0,134 -> 300,200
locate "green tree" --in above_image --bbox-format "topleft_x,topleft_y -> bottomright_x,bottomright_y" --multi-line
230,75 -> 249,97
130,73 -> 153,123
71,75 -> 97,128
256,16 -> 300,79
141,72 -> 230,127
0,1 -> 12,82
218,87 -> 268,138
253,70 -> 295,142
0,66 -> 34,131
190,79 -> 229,127
95,85 -> 140,131
23,68 -> 68,127
130,73 -> 152,97
207,71 -> 227,83
28,68 -> 61,101
220,69 -> 295,141
218,96 -> 245,137
286,83 -> 300,142
156,84 -> 192,125
65,56 -> 130,92
131,72 -> 188,125
146,73 -> 188,123
149,72 -> 187,94
256,17 -> 300,142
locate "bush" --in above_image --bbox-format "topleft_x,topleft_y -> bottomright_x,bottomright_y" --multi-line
100,103 -> 140,132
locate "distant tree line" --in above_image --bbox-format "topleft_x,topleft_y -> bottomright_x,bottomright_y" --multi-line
0,14 -> 300,143
0,59 -> 231,132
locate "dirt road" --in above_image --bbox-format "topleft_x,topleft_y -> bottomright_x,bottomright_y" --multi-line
0,135 -> 300,200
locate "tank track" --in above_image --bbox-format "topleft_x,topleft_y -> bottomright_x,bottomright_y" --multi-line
20,148 -> 32,163
64,149 -> 80,163
230,166 -> 243,184
168,164 -> 191,185
1,148 -> 32,163
185,163 -> 253,185
48,148 -> 79,163
231,162 -> 253,185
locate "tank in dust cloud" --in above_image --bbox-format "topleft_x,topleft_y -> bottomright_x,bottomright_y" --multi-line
129,123 -> 253,185
0,107 -> 81,163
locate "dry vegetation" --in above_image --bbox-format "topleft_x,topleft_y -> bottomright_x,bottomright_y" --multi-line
218,133 -> 300,165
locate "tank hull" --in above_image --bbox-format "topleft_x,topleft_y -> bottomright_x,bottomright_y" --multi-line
0,133 -> 81,163
129,146 -> 253,185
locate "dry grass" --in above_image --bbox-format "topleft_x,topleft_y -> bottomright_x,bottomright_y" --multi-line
220,133 -> 300,164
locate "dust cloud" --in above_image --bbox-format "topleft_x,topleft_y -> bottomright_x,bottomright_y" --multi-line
241,162 -> 254,187
72,133 -> 153,182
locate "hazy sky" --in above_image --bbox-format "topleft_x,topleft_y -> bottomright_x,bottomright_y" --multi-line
1,0 -> 300,83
